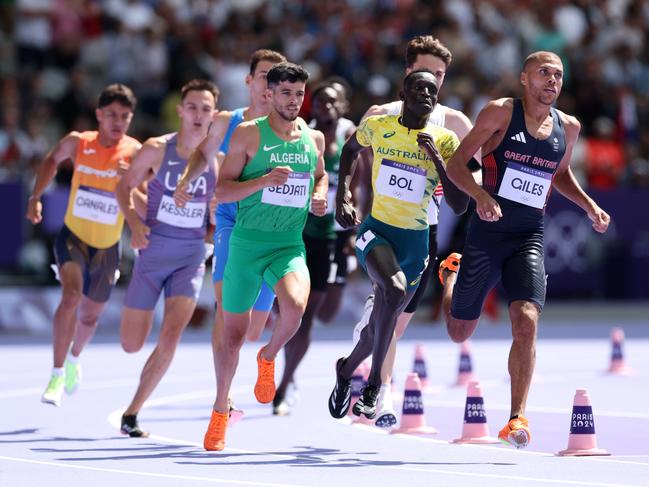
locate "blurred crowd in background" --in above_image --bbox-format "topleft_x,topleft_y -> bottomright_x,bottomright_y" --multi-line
1,0 -> 648,297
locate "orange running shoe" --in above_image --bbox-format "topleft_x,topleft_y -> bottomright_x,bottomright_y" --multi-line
498,415 -> 531,449
438,252 -> 462,285
254,347 -> 276,403
203,410 -> 228,451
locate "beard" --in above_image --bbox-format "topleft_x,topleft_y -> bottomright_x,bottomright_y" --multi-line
276,106 -> 300,122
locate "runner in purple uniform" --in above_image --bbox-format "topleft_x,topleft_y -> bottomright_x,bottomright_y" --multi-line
115,79 -> 219,437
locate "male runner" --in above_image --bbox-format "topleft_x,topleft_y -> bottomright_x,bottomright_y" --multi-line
273,82 -> 356,415
353,35 -> 478,426
174,49 -> 286,419
439,51 -> 610,448
26,84 -> 140,406
194,62 -> 327,451
115,79 -> 219,437
329,70 -> 468,420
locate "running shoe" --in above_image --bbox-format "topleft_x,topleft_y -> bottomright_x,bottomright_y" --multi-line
272,396 -> 291,416
498,415 -> 531,449
121,414 -> 149,438
285,381 -> 299,407
64,358 -> 81,394
328,358 -> 352,418
228,397 -> 244,426
374,384 -> 397,428
438,252 -> 462,285
352,383 -> 380,419
204,410 -> 229,451
41,374 -> 65,407
254,347 -> 276,404
352,294 -> 375,346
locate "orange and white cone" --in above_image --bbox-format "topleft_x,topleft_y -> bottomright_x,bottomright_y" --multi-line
454,340 -> 474,387
412,343 -> 437,393
607,327 -> 632,375
556,389 -> 610,456
451,380 -> 499,444
391,373 -> 437,435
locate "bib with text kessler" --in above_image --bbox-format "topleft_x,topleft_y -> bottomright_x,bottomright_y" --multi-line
72,185 -> 119,225
497,162 -> 552,209
375,159 -> 426,204
156,193 -> 206,228
262,171 -> 310,208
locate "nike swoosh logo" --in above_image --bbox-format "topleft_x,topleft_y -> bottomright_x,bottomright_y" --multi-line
83,149 -> 96,154
263,144 -> 282,151
168,161 -> 183,166
383,131 -> 396,138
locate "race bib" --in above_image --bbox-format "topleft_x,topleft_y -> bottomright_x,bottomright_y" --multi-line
72,186 -> 119,225
497,162 -> 552,209
356,229 -> 376,251
376,160 -> 426,204
262,172 -> 310,208
156,194 -> 206,228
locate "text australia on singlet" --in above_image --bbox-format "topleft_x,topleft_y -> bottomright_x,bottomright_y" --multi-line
261,149 -> 311,208
157,172 -> 208,228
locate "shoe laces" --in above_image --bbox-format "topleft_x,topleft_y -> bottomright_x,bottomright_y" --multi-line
258,358 -> 274,383
207,413 -> 227,439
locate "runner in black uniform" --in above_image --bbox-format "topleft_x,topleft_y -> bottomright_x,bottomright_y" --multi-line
440,51 -> 610,449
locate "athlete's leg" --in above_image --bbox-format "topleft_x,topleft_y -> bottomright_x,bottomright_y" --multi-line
70,296 -> 106,356
52,261 -> 83,367
124,296 -> 197,415
441,266 -> 480,342
246,283 -> 275,341
507,300 -> 538,418
214,310 -> 251,412
120,307 -> 155,353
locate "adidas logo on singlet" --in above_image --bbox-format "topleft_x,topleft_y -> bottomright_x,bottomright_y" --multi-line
511,132 -> 527,143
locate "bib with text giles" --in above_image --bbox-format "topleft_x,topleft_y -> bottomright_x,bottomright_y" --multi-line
497,161 -> 552,209
262,171 -> 310,208
72,185 -> 119,225
376,159 -> 426,204
156,193 -> 206,228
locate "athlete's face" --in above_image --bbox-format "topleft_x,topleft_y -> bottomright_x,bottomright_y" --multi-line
402,72 -> 438,117
521,55 -> 563,106
268,80 -> 306,122
177,89 -> 217,134
247,60 -> 278,108
312,86 -> 340,125
408,54 -> 447,89
96,102 -> 134,143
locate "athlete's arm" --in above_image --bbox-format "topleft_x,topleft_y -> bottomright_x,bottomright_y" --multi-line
215,123 -> 290,203
174,112 -> 230,207
551,115 -> 610,233
310,130 -> 329,217
335,131 -> 365,228
446,100 -> 509,222
115,138 -> 163,249
26,132 -> 80,224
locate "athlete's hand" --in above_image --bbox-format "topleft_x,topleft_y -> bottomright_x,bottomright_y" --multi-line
335,199 -> 360,229
474,191 -> 502,222
26,196 -> 43,225
117,159 -> 129,176
129,219 -> 151,250
310,192 -> 327,216
208,194 -> 217,225
173,180 -> 192,208
417,132 -> 443,164
264,166 -> 291,187
588,205 -> 610,233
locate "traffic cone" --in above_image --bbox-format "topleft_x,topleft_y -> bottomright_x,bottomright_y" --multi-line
412,344 -> 436,393
391,373 -> 437,435
607,327 -> 632,375
451,380 -> 499,444
454,340 -> 474,387
556,389 -> 610,456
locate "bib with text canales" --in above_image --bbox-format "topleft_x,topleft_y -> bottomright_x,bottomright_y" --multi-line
497,162 -> 552,209
262,171 -> 310,208
72,185 -> 119,225
375,159 -> 426,204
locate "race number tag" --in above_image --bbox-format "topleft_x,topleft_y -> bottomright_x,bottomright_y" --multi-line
262,171 -> 310,208
355,229 -> 376,251
376,160 -> 426,204
497,162 -> 552,209
72,185 -> 119,225
156,194 -> 206,228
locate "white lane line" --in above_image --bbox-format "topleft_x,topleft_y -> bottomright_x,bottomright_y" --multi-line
0,455 -> 308,487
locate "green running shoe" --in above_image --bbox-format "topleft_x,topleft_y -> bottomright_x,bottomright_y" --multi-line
64,359 -> 81,394
41,374 -> 65,406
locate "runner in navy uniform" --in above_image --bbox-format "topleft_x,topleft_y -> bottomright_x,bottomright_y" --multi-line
440,51 -> 610,449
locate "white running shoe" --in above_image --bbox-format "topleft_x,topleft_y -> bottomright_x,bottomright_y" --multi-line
352,294 -> 375,346
285,381 -> 299,407
374,383 -> 397,428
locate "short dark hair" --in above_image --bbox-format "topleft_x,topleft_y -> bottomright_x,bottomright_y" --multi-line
405,36 -> 452,68
267,62 -> 309,88
97,84 -> 137,110
180,79 -> 220,102
249,49 -> 287,75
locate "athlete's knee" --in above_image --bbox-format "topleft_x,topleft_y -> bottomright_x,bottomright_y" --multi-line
378,278 -> 407,311
121,336 -> 144,354
60,287 -> 83,309
279,293 -> 308,320
446,317 -> 476,343
510,302 -> 538,344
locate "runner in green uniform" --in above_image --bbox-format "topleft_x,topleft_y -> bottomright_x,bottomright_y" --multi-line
202,62 -> 328,451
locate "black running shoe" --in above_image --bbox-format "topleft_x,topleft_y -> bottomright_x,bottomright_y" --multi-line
328,358 -> 352,418
352,384 -> 380,419
120,414 -> 149,438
